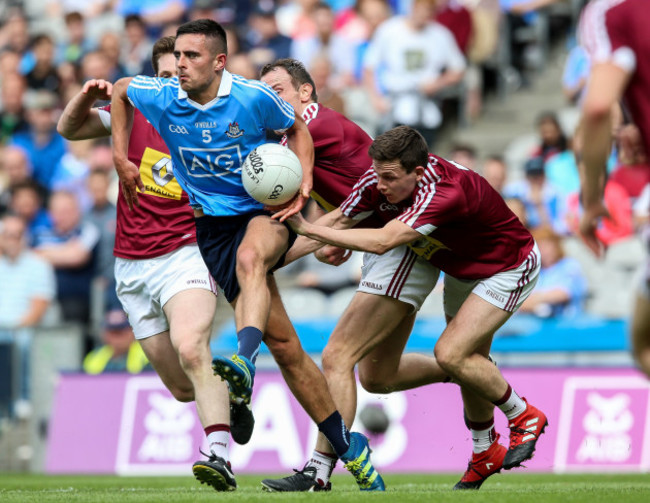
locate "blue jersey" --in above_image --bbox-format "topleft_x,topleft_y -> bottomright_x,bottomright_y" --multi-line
127,70 -> 296,216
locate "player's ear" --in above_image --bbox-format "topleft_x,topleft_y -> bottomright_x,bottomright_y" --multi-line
299,83 -> 313,103
214,53 -> 227,72
414,165 -> 425,182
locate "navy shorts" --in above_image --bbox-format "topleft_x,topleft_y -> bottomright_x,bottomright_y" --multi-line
194,210 -> 297,303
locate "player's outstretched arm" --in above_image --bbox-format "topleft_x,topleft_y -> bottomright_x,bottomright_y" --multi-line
288,215 -> 420,255
57,79 -> 113,140
579,62 -> 630,256
284,208 -> 355,265
274,113 -> 314,221
111,77 -> 143,210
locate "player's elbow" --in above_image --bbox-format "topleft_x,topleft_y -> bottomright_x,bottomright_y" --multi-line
370,240 -> 392,255
56,121 -> 77,140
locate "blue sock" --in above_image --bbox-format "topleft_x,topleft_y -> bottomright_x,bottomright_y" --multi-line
318,411 -> 351,458
236,326 -> 263,364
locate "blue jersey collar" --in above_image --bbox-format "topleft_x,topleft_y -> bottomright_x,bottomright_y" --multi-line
177,70 -> 233,110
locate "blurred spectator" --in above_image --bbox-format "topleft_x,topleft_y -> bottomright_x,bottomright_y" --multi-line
633,183 -> 650,230
0,48 -> 22,84
503,156 -> 568,233
51,139 -> 94,210
309,54 -> 346,114
226,52 -> 258,79
58,11 -> 95,67
566,178 -> 634,248
86,169 -> 118,308
0,214 -> 56,401
0,146 -> 32,214
277,0 -> 320,40
188,0 -> 254,26
291,2 -> 353,88
46,0 -> 114,20
363,0 -> 466,146
481,154 -> 508,194
346,0 -> 391,84
435,0 -> 473,56
448,142 -> 477,171
561,39 -> 589,106
8,181 -> 51,245
0,71 -> 29,144
505,196 -> 528,227
10,90 -> 67,190
80,50 -> 115,83
32,190 -> 99,329
115,0 -> 192,38
97,32 -> 128,81
121,14 -> 155,76
0,214 -> 56,329
0,10 -> 30,59
519,226 -> 587,318
244,5 -> 292,71
25,34 -> 61,94
83,308 -> 150,374
609,124 -> 650,203
530,111 -> 569,163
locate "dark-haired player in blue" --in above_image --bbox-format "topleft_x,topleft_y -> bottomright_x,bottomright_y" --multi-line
110,18 -> 383,493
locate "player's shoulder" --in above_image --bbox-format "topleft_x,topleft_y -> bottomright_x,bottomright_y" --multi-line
231,73 -> 293,112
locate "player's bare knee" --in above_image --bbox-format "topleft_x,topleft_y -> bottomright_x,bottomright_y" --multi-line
169,386 -> 194,403
236,246 -> 265,277
321,344 -> 352,378
359,371 -> 392,394
266,337 -> 301,369
176,341 -> 206,373
434,343 -> 461,375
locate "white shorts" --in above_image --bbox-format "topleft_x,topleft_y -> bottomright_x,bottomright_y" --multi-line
443,243 -> 541,318
115,244 -> 217,340
357,245 -> 440,311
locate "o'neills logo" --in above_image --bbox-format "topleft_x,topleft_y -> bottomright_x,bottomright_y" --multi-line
485,289 -> 505,303
362,281 -> 383,290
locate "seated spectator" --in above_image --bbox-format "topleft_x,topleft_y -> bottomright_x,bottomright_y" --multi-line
0,146 -> 32,214
244,4 -> 292,71
0,214 -> 56,401
448,142 -> 478,171
481,154 -> 508,194
10,90 -> 67,190
83,308 -> 150,374
309,54 -> 346,115
115,0 -> 191,38
226,53 -> 258,80
503,156 -> 568,233
291,2 -> 353,89
435,0 -> 473,56
363,0 -> 466,146
529,111 -> 569,163
32,190 -> 100,329
25,34 -> 61,94
0,214 -> 56,330
8,180 -> 51,245
121,14 -> 155,76
609,124 -> 650,203
519,226 -> 587,318
565,178 -> 634,248
0,71 -> 29,145
57,11 -> 95,67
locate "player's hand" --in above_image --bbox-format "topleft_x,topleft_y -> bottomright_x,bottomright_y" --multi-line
115,158 -> 144,210
579,201 -> 609,257
286,211 -> 308,235
315,245 -> 351,266
82,79 -> 113,101
271,182 -> 310,222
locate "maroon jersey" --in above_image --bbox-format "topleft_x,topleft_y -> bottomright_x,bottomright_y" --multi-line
282,103 -> 381,225
341,154 -> 535,279
580,0 -> 650,152
101,107 -> 196,259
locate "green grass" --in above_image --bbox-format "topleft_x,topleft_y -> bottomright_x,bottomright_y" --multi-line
0,473 -> 649,502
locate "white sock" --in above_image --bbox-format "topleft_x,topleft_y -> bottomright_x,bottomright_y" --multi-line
207,430 -> 230,461
307,450 -> 336,485
496,386 -> 527,420
471,424 -> 497,454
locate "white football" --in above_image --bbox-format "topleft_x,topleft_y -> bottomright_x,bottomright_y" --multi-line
241,143 -> 303,206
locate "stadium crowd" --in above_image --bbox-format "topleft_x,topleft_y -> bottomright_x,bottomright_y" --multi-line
0,0 -> 646,426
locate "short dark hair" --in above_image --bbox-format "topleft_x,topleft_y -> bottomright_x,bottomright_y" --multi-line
260,58 -> 318,102
176,18 -> 228,56
151,36 -> 176,75
368,126 -> 429,173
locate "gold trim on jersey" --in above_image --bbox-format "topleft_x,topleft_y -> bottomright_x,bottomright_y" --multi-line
310,190 -> 336,212
138,147 -> 183,200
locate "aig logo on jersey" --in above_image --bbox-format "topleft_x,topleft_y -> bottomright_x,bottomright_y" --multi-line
178,145 -> 243,179
169,124 -> 189,134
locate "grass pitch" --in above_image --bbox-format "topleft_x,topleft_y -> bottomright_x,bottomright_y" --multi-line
1,473 -> 649,502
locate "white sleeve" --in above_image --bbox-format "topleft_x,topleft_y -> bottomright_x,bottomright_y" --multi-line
98,108 -> 111,132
